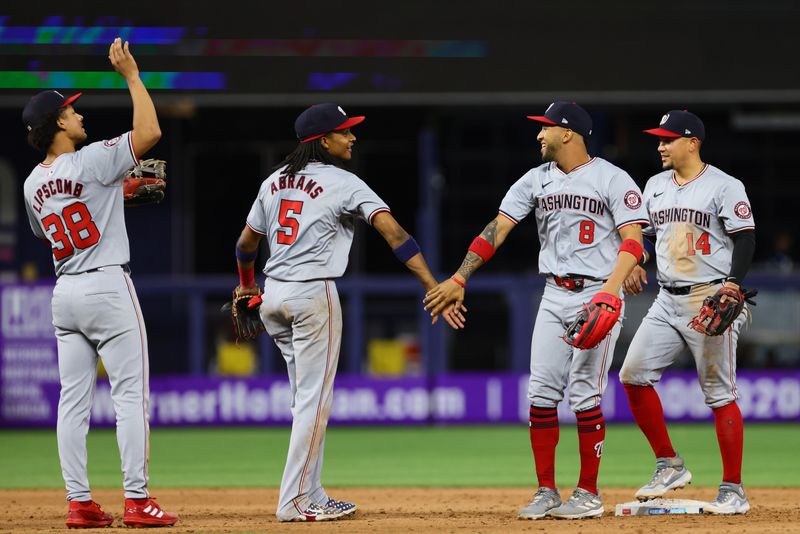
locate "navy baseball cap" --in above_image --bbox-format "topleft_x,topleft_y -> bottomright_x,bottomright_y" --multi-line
295,103 -> 365,143
22,90 -> 82,131
644,110 -> 705,141
527,101 -> 593,138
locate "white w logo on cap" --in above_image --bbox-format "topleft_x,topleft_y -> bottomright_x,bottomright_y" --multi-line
660,114 -> 669,125
337,106 -> 346,116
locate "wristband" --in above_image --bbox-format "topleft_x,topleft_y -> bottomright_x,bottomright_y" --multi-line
238,263 -> 255,288
235,245 -> 258,263
468,236 -> 496,262
619,238 -> 643,263
450,276 -> 466,288
393,236 -> 421,263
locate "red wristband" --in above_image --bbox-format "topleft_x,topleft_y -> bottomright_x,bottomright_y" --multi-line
468,236 -> 496,262
238,263 -> 255,288
450,276 -> 466,288
619,238 -> 643,263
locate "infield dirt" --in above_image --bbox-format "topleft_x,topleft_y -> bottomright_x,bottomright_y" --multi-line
2,487 -> 798,533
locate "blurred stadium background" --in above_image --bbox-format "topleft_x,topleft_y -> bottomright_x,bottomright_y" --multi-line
2,1 -> 799,434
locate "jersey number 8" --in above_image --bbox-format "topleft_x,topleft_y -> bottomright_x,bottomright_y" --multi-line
579,220 -> 595,244
40,201 -> 101,260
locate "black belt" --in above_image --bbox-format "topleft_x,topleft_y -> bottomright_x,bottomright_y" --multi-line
84,264 -> 131,274
661,278 -> 724,295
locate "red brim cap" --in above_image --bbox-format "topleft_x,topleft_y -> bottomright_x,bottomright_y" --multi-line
526,115 -> 557,125
643,127 -> 681,138
301,115 -> 366,143
60,92 -> 82,108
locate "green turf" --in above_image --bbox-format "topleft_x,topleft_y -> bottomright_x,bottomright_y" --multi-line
0,424 -> 796,489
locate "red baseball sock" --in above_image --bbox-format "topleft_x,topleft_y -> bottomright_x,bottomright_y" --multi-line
623,384 -> 676,458
713,401 -> 743,485
576,406 -> 605,495
529,405 -> 559,489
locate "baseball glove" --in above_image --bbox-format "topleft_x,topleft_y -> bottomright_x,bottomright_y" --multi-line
563,292 -> 622,350
221,288 -> 266,341
123,158 -> 166,207
688,286 -> 757,336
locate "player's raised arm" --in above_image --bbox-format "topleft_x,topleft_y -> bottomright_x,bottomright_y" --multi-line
371,211 -> 465,329
108,38 -> 161,155
423,213 -> 516,317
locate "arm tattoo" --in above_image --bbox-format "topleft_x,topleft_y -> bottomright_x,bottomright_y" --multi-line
480,220 -> 498,246
457,252 -> 483,280
457,220 -> 499,280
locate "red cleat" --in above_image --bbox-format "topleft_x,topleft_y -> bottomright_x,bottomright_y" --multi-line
123,498 -> 179,528
66,500 -> 114,529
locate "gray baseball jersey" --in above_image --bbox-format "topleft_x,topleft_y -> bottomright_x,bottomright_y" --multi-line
247,162 -> 388,519
23,132 -> 136,276
23,132 -> 153,502
622,163 -> 755,407
499,157 -> 649,279
497,157 -> 646,411
642,164 -> 755,285
246,162 -> 389,281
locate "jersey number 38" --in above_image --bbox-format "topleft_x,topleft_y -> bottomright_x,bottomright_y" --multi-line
40,201 -> 101,260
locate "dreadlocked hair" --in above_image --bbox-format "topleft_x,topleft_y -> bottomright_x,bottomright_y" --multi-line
26,109 -> 64,153
273,138 -> 340,176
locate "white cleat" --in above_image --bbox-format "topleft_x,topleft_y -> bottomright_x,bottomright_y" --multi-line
549,488 -> 604,519
705,483 -> 750,515
517,487 -> 561,520
635,453 -> 693,501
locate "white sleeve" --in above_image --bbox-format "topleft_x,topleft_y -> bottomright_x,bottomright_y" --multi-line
607,171 -> 650,229
341,174 -> 390,225
719,178 -> 755,233
245,181 -> 270,235
24,202 -> 45,239
75,131 -> 138,186
498,170 -> 537,224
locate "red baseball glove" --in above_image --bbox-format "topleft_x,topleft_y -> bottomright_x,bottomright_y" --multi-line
123,158 -> 166,207
688,286 -> 757,336
563,292 -> 621,350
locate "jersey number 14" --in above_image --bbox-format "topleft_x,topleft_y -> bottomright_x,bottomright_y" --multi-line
686,231 -> 711,255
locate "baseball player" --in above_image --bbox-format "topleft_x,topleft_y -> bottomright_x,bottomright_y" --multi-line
620,110 -> 756,514
22,39 -> 178,528
233,103 -> 464,522
424,102 -> 648,520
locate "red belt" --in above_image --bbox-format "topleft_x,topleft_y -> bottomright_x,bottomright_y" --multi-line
552,274 -> 605,290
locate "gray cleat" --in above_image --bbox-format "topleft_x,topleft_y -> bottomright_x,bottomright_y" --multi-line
549,488 -> 604,519
704,482 -> 750,514
635,453 -> 693,501
517,487 -> 561,520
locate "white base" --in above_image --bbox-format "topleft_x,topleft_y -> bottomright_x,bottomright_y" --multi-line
615,498 -> 708,516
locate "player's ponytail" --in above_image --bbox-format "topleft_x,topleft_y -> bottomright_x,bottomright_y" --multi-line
273,139 -> 341,175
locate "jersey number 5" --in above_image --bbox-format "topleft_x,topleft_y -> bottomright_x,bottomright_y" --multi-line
686,231 -> 711,255
40,201 -> 101,260
277,199 -> 304,245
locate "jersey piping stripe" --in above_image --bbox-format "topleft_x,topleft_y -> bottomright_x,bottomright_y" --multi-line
498,210 -> 519,224
671,163 -> 709,187
37,152 -> 67,168
728,226 -> 755,234
553,157 -> 597,176
245,222 -> 267,236
122,270 -> 150,488
727,329 -> 737,400
127,131 -> 140,165
595,335 -> 611,406
368,207 -> 391,225
616,219 -> 650,230
297,280 -> 334,499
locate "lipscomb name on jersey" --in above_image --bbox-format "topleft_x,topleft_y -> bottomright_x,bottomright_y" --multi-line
270,174 -> 324,199
649,207 -> 712,229
30,178 -> 84,213
536,193 -> 606,216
